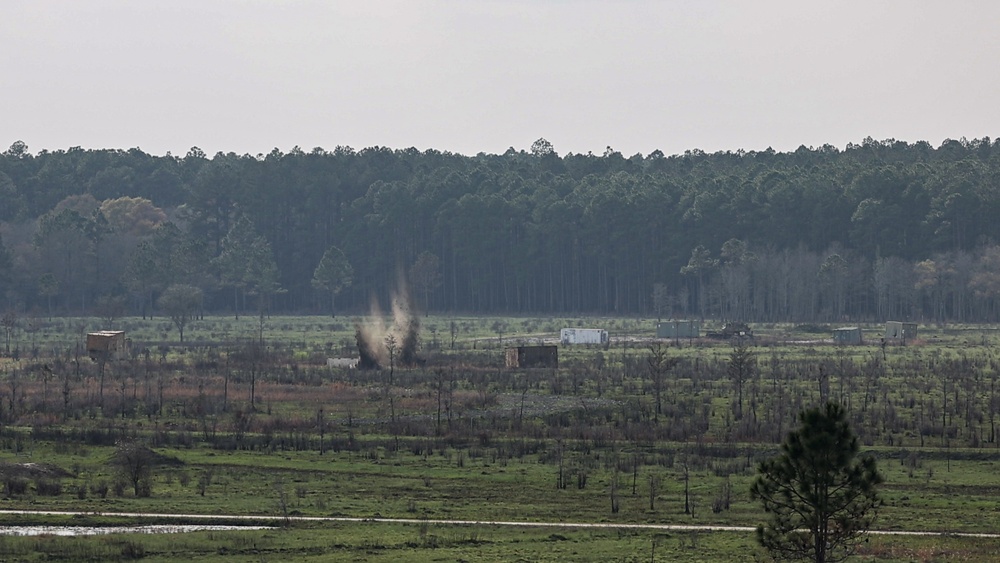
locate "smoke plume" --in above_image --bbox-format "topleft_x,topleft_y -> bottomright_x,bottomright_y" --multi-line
355,274 -> 421,370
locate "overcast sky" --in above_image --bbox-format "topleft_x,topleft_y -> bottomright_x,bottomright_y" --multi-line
3,1 -> 1000,158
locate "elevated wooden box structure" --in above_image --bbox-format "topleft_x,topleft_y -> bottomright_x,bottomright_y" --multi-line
86,331 -> 129,361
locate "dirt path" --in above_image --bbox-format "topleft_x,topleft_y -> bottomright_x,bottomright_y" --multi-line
2,510 -> 998,538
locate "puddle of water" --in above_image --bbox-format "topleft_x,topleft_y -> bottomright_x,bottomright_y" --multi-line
0,525 -> 271,537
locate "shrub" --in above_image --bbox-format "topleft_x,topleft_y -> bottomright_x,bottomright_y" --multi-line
4,477 -> 29,496
119,540 -> 146,559
34,478 -> 62,496
91,480 -> 110,498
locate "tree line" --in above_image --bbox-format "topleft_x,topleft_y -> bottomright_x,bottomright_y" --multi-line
3,136 -> 1000,320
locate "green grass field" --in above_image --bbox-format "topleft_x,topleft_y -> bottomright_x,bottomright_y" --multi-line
2,315 -> 1000,560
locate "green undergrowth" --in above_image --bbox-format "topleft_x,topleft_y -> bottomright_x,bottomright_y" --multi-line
4,316 -> 1000,561
0,521 -> 997,562
4,438 -> 1000,535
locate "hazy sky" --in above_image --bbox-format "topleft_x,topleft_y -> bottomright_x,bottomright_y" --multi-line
4,1 -> 1000,157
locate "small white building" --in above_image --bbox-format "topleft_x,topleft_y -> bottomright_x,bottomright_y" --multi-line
560,328 -> 608,345
326,357 -> 359,369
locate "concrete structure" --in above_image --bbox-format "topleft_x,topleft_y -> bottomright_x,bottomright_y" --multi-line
833,327 -> 863,345
559,328 -> 608,345
656,320 -> 700,339
505,345 -> 558,368
885,321 -> 917,342
86,331 -> 129,361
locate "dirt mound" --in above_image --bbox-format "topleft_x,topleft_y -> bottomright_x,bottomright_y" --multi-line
0,462 -> 74,479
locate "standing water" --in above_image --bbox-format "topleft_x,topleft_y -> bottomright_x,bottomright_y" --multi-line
0,525 -> 271,536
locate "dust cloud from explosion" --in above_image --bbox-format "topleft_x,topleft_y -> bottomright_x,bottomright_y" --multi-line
355,275 -> 421,370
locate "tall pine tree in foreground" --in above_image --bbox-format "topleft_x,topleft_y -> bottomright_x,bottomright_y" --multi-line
751,402 -> 883,563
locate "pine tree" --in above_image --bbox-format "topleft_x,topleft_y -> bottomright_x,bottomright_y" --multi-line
751,402 -> 883,563
312,246 -> 353,317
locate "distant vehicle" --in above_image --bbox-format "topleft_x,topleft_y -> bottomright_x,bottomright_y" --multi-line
560,328 -> 608,345
706,322 -> 752,340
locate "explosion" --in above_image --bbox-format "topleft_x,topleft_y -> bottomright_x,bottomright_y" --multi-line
355,275 -> 421,369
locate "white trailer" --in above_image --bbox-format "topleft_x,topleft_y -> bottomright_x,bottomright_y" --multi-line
327,357 -> 359,369
560,328 -> 608,345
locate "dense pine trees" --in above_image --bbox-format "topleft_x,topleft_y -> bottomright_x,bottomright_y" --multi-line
3,137 -> 1000,320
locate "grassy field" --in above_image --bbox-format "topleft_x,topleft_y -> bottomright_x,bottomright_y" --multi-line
0,518 -> 997,562
1,314 -> 1000,560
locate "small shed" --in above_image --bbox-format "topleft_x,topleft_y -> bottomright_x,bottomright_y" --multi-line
86,331 -> 129,361
656,320 -> 700,339
833,327 -> 862,345
885,321 -> 917,341
505,345 -> 558,369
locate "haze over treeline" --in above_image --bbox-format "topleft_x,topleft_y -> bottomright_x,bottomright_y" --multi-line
2,137 -> 1000,322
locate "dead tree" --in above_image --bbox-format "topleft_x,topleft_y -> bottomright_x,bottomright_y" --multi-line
111,439 -> 156,497
647,343 -> 680,422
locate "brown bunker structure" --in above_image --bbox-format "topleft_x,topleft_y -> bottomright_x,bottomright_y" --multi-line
505,345 -> 558,369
